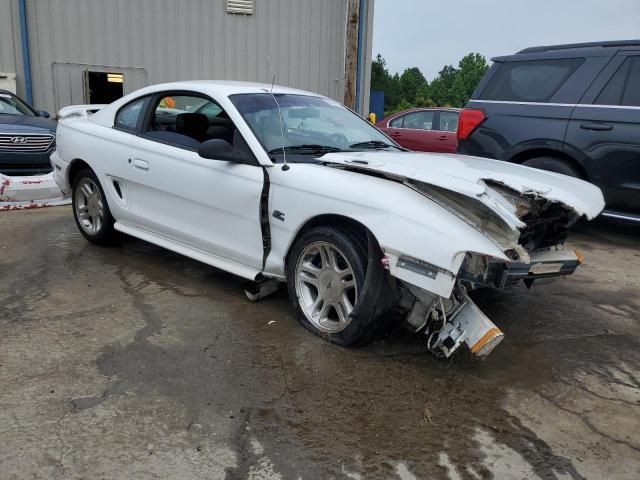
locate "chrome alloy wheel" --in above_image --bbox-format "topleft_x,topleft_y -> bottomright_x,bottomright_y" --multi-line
294,241 -> 358,333
74,177 -> 104,235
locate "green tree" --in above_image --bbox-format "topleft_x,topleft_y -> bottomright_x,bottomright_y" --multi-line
449,53 -> 489,107
371,54 -> 402,111
371,54 -> 389,91
370,52 -> 488,114
428,64 -> 458,106
399,67 -> 427,105
414,82 -> 435,107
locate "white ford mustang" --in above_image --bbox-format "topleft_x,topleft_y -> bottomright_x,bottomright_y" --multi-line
51,81 -> 604,358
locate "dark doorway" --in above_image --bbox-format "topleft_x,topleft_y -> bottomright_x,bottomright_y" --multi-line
84,71 -> 124,104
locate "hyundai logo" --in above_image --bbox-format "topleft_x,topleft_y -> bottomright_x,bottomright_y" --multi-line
10,136 -> 28,144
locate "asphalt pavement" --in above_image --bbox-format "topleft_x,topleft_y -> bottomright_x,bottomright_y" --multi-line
1,206 -> 639,479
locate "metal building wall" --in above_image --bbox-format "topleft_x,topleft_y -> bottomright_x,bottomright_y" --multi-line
20,0 -> 368,114
0,0 -> 22,94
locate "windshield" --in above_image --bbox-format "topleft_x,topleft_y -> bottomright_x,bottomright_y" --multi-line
0,92 -> 35,116
229,93 -> 398,159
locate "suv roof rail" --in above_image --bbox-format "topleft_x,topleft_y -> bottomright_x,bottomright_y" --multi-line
517,40 -> 640,54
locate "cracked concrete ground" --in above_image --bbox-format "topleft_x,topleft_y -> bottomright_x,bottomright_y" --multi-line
1,206 -> 639,480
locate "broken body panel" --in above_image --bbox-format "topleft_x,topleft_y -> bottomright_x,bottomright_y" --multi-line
268,151 -> 603,293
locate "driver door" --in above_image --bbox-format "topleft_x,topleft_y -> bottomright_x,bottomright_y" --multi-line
117,92 -> 265,271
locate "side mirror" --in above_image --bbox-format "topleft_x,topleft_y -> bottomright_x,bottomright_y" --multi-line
38,110 -> 51,118
197,139 -> 254,165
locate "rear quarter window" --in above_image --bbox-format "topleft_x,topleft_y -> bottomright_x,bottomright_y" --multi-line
596,56 -> 640,107
480,58 -> 584,102
389,116 -> 404,128
115,97 -> 149,132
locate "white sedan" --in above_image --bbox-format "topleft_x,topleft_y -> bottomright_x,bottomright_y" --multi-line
51,81 -> 604,358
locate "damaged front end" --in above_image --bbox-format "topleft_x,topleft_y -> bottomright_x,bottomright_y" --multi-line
393,179 -> 591,359
320,152 -> 604,359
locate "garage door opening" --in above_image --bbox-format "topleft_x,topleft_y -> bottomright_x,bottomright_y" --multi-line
84,71 -> 124,104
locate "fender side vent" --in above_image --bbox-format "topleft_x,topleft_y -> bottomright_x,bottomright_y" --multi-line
113,180 -> 123,199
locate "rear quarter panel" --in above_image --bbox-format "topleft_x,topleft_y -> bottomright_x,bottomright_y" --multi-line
56,117 -> 139,222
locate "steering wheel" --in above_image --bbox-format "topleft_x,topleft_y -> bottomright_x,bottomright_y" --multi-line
328,133 -> 349,148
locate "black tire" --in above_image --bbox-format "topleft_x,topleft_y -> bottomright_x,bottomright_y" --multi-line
522,156 -> 582,178
286,226 -> 394,347
71,168 -> 117,245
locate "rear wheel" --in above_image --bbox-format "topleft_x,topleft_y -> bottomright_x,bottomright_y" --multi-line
72,168 -> 117,244
522,156 -> 582,178
286,226 -> 392,346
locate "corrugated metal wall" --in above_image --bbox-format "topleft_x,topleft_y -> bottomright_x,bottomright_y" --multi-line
21,0 -> 356,113
0,0 -> 22,94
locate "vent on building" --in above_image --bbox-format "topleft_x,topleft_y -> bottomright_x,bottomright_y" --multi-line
226,0 -> 253,14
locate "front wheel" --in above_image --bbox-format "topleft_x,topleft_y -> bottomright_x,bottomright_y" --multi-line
72,168 -> 117,244
286,226 -> 392,346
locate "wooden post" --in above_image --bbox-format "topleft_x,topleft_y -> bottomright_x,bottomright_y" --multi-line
344,0 -> 360,109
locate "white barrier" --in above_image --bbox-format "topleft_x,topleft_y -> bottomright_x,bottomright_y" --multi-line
0,172 -> 70,211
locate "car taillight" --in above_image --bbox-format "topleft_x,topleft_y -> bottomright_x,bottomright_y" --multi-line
457,108 -> 486,140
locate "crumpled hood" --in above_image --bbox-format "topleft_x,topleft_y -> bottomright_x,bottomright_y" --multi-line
321,151 -> 605,220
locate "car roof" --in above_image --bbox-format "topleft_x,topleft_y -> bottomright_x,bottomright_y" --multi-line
126,80 -> 322,98
388,107 -> 461,117
516,39 -> 640,54
492,39 -> 640,61
88,80 -> 332,129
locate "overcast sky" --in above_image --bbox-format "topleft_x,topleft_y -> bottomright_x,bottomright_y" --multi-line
372,0 -> 640,80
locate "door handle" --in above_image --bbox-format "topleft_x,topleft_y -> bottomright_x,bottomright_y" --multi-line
132,158 -> 149,170
390,132 -> 402,137
436,136 -> 449,140
580,122 -> 612,131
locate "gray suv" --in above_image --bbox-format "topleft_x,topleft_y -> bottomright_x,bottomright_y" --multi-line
457,40 -> 640,222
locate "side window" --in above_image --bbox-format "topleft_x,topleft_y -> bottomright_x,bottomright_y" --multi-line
114,97 -> 148,132
623,58 -> 640,106
197,102 -> 223,118
389,115 -> 404,128
438,111 -> 459,132
403,111 -> 434,130
143,94 -> 235,149
481,58 -> 583,102
596,56 -> 640,107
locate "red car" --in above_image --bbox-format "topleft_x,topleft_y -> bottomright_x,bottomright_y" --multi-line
376,108 -> 460,153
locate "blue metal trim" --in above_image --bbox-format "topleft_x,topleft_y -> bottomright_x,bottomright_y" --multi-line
354,0 -> 366,113
18,0 -> 33,105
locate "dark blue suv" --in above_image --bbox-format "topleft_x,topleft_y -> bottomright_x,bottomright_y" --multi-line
457,40 -> 640,222
0,89 -> 56,176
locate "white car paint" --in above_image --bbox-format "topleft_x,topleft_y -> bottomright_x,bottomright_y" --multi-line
51,81 -> 605,356
321,151 -> 603,220
263,162 -> 512,297
57,104 -> 107,120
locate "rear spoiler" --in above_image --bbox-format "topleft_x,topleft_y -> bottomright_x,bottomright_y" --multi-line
57,104 -> 106,120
